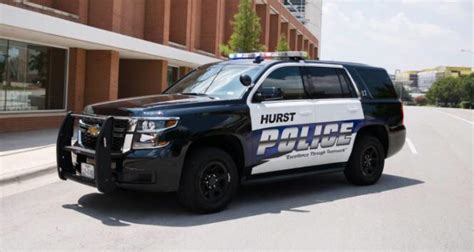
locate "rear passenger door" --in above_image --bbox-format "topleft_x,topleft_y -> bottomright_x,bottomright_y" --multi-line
304,66 -> 365,166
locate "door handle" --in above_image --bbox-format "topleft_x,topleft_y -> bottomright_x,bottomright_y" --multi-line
299,111 -> 312,116
348,106 -> 359,113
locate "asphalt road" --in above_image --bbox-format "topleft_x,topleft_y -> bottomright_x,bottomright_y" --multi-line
1,106 -> 472,250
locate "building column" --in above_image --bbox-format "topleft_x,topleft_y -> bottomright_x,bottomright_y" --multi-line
280,21 -> 289,42
84,50 -> 120,105
216,0 -> 225,57
314,46 -> 319,60
118,59 -> 168,98
77,0 -> 89,24
269,13 -> 280,51
145,0 -> 170,45
169,0 -> 192,48
289,29 -> 296,50
303,39 -> 309,55
67,48 -> 86,113
194,0 -> 224,56
297,34 -> 303,51
88,0 -> 122,32
223,0 -> 240,46
190,0 -> 202,51
309,43 -> 314,59
256,3 -> 270,49
54,0 -> 89,24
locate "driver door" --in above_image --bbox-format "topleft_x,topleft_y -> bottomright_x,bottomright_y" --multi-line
247,65 -> 316,175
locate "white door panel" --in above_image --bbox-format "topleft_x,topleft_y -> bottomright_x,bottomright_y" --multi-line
313,99 -> 364,123
248,99 -> 317,174
250,100 -> 314,131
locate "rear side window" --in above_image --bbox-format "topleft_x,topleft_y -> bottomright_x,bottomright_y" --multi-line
306,67 -> 352,99
259,66 -> 306,100
337,69 -> 355,97
355,68 -> 397,99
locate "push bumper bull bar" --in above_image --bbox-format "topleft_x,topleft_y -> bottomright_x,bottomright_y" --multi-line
56,112 -> 117,193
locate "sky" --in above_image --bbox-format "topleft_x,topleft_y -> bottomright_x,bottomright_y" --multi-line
320,0 -> 473,74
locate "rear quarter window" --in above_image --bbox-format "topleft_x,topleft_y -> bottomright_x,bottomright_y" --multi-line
354,68 -> 397,99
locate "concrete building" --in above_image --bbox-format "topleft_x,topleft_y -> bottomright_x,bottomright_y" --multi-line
282,0 -> 322,46
394,70 -> 419,90
417,66 -> 472,92
417,70 -> 444,92
0,0 -> 320,132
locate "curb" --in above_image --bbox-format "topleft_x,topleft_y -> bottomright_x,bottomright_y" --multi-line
0,165 -> 56,186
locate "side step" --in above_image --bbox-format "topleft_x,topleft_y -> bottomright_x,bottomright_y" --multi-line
242,163 -> 346,186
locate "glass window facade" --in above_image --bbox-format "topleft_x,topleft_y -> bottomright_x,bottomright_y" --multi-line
167,66 -> 179,87
0,39 -> 67,112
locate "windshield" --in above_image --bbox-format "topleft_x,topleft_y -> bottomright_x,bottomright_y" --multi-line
165,64 -> 263,100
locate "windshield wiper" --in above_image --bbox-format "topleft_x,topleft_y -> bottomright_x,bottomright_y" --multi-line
180,92 -> 208,96
179,93 -> 216,99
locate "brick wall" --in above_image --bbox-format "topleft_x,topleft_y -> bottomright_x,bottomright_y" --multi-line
0,0 -> 321,132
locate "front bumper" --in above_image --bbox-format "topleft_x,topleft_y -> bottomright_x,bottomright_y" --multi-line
56,113 -> 186,193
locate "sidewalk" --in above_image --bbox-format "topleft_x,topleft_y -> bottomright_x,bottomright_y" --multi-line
0,128 -> 58,185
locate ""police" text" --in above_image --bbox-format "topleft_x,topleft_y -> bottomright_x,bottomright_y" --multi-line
256,122 -> 354,156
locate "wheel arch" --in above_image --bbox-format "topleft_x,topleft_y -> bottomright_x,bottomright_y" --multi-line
355,124 -> 389,156
183,134 -> 246,178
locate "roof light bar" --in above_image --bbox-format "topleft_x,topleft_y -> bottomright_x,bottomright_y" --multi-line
228,51 -> 307,60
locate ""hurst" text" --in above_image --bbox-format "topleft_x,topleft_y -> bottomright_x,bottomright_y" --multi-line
260,113 -> 296,124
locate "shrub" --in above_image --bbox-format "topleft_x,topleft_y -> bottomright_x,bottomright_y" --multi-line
414,95 -> 428,106
460,101 -> 472,109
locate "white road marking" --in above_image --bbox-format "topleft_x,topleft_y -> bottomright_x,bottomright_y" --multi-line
436,110 -> 474,126
0,144 -> 55,157
0,173 -> 58,198
406,138 -> 418,154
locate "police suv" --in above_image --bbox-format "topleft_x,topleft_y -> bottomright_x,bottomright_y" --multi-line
57,51 -> 406,213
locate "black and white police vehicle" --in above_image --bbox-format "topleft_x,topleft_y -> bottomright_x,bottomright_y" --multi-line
57,51 -> 406,213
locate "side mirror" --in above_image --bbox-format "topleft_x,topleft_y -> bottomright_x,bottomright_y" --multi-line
240,74 -> 252,86
254,87 -> 284,102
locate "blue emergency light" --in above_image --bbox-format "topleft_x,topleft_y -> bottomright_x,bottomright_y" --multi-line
228,51 -> 307,60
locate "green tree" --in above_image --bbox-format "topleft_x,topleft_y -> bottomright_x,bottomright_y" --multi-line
28,51 -> 48,87
460,73 -> 474,108
426,76 -> 464,107
220,0 -> 265,56
275,35 -> 290,52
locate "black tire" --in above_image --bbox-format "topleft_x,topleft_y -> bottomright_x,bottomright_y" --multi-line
345,135 -> 385,185
177,147 -> 238,213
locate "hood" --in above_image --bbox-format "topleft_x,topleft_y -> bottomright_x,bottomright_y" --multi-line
85,94 -> 215,116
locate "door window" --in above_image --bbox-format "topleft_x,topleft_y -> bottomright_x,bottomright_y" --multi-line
337,69 -> 355,97
307,67 -> 352,99
257,66 -> 306,100
355,68 -> 398,99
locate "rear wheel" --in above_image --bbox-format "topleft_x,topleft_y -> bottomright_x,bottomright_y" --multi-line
345,135 -> 385,185
178,147 -> 238,213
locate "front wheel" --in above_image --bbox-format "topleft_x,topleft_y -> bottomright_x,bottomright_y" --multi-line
345,135 -> 385,185
178,147 -> 238,213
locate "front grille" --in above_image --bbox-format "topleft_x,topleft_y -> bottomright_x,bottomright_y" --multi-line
79,117 -> 129,152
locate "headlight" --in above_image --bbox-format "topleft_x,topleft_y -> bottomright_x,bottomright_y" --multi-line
132,119 -> 178,149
